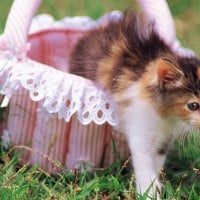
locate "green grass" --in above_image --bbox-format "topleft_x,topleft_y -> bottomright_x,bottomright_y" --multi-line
0,0 -> 200,199
0,142 -> 200,199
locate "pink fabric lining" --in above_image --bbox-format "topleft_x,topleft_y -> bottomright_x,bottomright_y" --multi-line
28,29 -> 84,72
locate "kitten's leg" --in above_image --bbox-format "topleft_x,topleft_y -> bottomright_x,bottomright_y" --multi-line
120,99 -> 163,198
154,149 -> 167,194
127,131 -> 162,198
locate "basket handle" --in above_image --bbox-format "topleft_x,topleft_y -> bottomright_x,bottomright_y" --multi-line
137,0 -> 194,56
137,0 -> 176,50
3,0 -> 175,47
2,0 -> 42,47
1,0 -> 193,58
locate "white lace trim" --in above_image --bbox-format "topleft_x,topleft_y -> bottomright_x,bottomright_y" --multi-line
0,59 -> 118,126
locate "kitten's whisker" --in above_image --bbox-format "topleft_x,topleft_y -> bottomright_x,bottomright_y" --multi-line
172,122 -> 187,142
192,126 -> 197,145
173,122 -> 190,150
191,125 -> 200,145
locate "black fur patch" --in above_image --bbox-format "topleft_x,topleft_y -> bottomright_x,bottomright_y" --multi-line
177,56 -> 200,95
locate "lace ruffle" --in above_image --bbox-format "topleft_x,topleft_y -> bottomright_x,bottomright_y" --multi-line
0,59 -> 118,126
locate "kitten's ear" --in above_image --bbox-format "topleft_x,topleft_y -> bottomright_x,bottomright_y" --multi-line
157,59 -> 184,90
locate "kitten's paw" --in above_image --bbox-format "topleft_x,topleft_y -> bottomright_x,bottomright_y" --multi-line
137,179 -> 163,200
148,180 -> 163,200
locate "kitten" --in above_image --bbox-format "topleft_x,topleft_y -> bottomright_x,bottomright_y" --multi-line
69,11 -> 200,198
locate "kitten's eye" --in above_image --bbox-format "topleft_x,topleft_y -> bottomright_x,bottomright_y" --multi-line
187,102 -> 200,111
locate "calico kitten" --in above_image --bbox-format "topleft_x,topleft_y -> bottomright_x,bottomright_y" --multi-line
69,11 -> 200,198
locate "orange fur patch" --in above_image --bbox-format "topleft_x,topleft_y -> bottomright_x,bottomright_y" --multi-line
173,102 -> 190,119
97,37 -> 137,92
138,59 -> 158,100
197,67 -> 200,79
136,58 -> 197,119
160,97 -> 189,118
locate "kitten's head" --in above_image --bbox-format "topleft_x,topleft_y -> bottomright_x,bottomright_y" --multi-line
145,55 -> 200,131
121,12 -> 200,132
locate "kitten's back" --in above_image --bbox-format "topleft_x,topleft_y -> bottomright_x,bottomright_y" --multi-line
69,16 -> 123,81
69,11 -> 172,90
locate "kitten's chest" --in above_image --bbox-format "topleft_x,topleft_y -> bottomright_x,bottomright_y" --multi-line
114,83 -> 175,137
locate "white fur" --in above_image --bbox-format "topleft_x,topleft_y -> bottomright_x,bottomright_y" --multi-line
118,84 -> 175,198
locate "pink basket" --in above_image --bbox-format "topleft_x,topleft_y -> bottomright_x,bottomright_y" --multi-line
0,0 -> 189,173
0,0 -> 131,172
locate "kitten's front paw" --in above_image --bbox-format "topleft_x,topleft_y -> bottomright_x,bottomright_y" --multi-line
137,179 -> 163,200
148,180 -> 162,200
